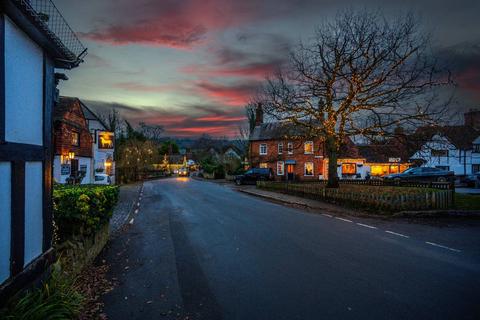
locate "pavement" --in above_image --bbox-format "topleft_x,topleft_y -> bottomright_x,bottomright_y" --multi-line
109,182 -> 143,233
100,177 -> 480,320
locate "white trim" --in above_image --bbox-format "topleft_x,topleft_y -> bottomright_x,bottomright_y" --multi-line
277,161 -> 285,175
304,141 -> 314,154
287,142 -> 293,155
259,143 -> 267,155
304,162 -> 314,176
278,143 -> 283,155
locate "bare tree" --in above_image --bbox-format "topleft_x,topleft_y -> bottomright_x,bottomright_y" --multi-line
262,10 -> 453,187
139,122 -> 164,141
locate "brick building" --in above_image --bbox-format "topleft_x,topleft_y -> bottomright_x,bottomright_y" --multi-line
249,109 -> 363,181
53,97 -> 93,184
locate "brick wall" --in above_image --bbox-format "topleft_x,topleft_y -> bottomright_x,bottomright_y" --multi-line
54,100 -> 92,157
250,138 -> 326,181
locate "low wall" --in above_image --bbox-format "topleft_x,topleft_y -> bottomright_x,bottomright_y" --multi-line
257,181 -> 454,212
55,224 -> 109,276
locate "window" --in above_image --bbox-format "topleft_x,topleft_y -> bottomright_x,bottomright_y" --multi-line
304,141 -> 313,154
95,175 -> 105,181
287,142 -> 293,154
473,164 -> 480,174
304,162 -> 314,176
278,143 -> 283,154
259,143 -> 267,155
71,131 -> 79,146
342,163 -> 356,175
431,149 -> 448,157
474,144 -> 480,153
277,161 -> 285,175
259,163 -> 268,168
98,131 -> 114,149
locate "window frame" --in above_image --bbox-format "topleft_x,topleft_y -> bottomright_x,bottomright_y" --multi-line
278,143 -> 283,155
304,162 -> 314,176
287,142 -> 293,155
304,141 -> 314,154
277,161 -> 285,175
259,143 -> 267,155
71,131 -> 80,147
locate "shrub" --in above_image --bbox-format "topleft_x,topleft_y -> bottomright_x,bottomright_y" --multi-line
53,185 -> 119,242
0,263 -> 84,320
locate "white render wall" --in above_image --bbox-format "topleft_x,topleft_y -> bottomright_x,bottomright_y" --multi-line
53,156 -> 93,184
0,162 -> 12,283
24,162 -> 43,267
411,135 -> 479,176
4,15 -> 43,146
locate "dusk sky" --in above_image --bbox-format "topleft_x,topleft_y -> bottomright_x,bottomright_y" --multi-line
57,0 -> 480,137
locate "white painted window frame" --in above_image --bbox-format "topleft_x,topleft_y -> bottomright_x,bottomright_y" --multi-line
259,143 -> 267,155
287,142 -> 293,155
304,141 -> 314,154
277,161 -> 285,175
304,162 -> 314,176
278,143 -> 283,154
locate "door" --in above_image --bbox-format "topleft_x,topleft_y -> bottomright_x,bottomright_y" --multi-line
70,159 -> 79,177
287,164 -> 295,181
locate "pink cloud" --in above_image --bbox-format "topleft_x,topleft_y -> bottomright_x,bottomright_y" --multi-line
196,81 -> 259,106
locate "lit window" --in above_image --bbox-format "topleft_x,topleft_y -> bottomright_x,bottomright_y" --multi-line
278,143 -> 283,154
304,141 -> 313,154
260,144 -> 267,155
277,161 -> 285,175
304,162 -> 314,176
431,149 -> 448,157
98,131 -> 114,149
342,163 -> 356,175
287,142 -> 293,154
71,131 -> 79,146
259,163 -> 268,168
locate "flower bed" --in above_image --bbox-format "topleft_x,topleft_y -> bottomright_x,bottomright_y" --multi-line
257,181 -> 454,212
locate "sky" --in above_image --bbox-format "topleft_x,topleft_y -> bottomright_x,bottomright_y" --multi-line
56,0 -> 480,137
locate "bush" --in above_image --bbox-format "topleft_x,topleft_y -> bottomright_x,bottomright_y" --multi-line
53,185 -> 119,242
0,263 -> 84,320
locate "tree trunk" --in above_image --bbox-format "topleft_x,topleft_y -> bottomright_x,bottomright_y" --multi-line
326,135 -> 339,188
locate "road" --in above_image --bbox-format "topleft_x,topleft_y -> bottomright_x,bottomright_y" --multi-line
101,177 -> 480,320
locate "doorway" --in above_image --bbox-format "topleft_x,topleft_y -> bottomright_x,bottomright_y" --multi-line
287,164 -> 295,181
70,159 -> 79,177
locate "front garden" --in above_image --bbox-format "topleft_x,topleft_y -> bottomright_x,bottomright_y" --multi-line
1,184 -> 119,319
257,181 -> 455,212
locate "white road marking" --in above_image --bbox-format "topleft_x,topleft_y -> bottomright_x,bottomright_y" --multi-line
335,217 -> 353,223
129,218 -> 134,224
357,223 -> 377,229
137,202 -> 140,206
322,214 -> 333,218
134,209 -> 139,214
425,242 -> 461,253
385,230 -> 410,238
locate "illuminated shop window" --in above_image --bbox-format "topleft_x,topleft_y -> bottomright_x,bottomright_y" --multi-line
341,163 -> 356,175
259,163 -> 268,168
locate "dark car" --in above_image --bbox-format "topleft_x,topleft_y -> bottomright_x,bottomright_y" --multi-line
384,167 -> 454,183
234,168 -> 274,185
464,172 -> 480,188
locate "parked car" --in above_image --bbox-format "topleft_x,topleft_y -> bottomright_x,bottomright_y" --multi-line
234,168 -> 274,185
94,173 -> 112,185
384,167 -> 454,183
178,167 -> 189,177
464,172 -> 480,188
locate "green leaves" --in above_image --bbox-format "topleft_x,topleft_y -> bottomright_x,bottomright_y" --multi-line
53,185 -> 119,243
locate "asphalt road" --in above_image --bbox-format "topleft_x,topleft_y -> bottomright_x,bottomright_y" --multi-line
102,177 -> 480,320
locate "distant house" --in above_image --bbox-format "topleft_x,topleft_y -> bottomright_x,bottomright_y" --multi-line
0,0 -> 86,300
80,99 -> 115,183
249,109 -> 365,181
53,97 -> 93,184
358,140 -> 411,177
410,124 -> 480,176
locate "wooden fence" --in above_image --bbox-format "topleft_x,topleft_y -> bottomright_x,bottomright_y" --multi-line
257,181 -> 454,211
310,179 -> 455,190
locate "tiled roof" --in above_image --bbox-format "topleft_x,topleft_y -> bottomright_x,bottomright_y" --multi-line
412,125 -> 479,150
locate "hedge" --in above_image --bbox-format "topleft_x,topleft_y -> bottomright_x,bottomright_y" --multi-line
53,185 -> 119,242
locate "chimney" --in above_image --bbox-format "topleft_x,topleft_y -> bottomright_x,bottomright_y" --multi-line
255,103 -> 263,126
464,109 -> 480,130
